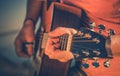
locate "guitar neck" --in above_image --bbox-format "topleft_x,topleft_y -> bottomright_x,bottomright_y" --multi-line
40,27 -> 114,60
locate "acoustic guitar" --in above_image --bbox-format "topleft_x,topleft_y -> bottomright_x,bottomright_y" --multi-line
33,2 -> 113,76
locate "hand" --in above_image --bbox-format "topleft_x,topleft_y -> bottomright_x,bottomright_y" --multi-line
14,20 -> 35,58
45,27 -> 77,62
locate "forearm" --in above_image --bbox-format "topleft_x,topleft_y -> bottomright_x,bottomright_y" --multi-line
25,0 -> 43,26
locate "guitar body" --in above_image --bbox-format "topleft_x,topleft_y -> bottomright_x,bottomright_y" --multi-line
36,2 -> 87,76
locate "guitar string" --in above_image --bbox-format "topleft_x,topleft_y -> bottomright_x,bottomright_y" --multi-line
59,34 -> 68,50
36,33 -> 97,50
35,36 -> 96,43
35,35 -> 98,53
63,35 -> 66,50
59,36 -> 62,50
60,36 -> 64,50
36,34 -> 95,40
35,34 -> 99,54
63,35 -> 67,50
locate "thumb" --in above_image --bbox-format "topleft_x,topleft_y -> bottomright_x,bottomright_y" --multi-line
22,42 -> 34,57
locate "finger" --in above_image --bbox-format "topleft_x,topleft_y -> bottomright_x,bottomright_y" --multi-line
45,38 -> 74,62
44,39 -> 54,55
45,38 -> 60,50
24,43 -> 34,56
53,43 -> 60,49
49,27 -> 77,37
50,38 -> 59,44
14,37 -> 29,58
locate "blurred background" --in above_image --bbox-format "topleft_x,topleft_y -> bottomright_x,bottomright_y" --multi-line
0,0 -> 35,76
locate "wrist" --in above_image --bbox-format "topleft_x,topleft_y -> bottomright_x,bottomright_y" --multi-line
24,18 -> 36,29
